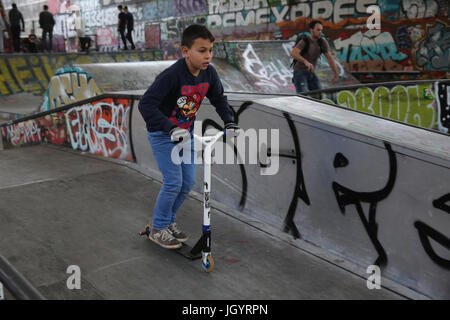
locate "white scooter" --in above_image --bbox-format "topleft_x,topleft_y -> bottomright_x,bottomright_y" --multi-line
140,130 -> 227,273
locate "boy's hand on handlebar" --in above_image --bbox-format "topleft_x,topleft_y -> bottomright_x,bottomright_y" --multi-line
225,122 -> 242,137
170,127 -> 190,143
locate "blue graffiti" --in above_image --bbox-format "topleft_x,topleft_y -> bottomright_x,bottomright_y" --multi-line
417,23 -> 450,71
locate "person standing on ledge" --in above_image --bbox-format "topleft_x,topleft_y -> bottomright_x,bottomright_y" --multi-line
8,3 -> 24,53
117,5 -> 128,50
39,5 -> 55,52
290,20 -> 339,94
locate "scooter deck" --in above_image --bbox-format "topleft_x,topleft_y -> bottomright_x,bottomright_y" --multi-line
176,244 -> 202,260
139,227 -> 202,260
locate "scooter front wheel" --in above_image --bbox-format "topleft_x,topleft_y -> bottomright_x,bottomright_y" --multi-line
201,255 -> 214,272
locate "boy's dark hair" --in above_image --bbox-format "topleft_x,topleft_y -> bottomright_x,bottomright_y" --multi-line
118,5 -> 123,9
309,20 -> 323,30
43,5 -> 48,10
181,24 -> 215,48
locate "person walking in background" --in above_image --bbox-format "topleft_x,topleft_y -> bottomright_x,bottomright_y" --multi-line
8,3 -> 24,53
39,5 -> 55,52
124,6 -> 135,50
290,20 -> 339,93
117,5 -> 128,50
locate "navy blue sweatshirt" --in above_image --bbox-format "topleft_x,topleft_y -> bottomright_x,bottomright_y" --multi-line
138,58 -> 233,133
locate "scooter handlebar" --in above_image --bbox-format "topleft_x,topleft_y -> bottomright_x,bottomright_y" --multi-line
193,130 -> 226,147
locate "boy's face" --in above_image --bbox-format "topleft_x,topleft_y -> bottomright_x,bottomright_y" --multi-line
182,37 -> 213,75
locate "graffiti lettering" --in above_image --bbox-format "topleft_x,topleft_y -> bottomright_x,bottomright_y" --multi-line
2,120 -> 41,146
434,81 -> 450,133
416,22 -> 450,72
65,99 -> 131,160
207,0 -> 378,27
0,51 -> 163,97
334,30 -> 408,71
44,68 -> 102,111
332,142 -> 397,267
401,0 -> 438,19
334,84 -> 436,129
415,192 -> 450,270
242,43 -> 292,93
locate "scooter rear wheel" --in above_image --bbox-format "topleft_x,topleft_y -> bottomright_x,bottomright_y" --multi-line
201,255 -> 214,272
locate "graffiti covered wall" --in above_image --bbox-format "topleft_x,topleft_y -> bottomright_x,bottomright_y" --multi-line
68,0 -> 449,78
216,40 -> 357,93
1,96 -> 134,161
41,66 -> 102,111
0,50 -> 163,97
320,80 -> 450,134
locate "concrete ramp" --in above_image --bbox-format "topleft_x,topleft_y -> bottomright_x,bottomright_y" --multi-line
213,40 -> 358,94
74,61 -> 176,94
0,144 -> 408,300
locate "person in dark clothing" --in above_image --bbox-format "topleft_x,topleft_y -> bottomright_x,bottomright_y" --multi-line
290,20 -> 338,93
138,24 -> 241,249
39,5 -> 55,51
8,3 -> 25,52
24,29 -> 39,53
117,5 -> 128,50
124,6 -> 135,50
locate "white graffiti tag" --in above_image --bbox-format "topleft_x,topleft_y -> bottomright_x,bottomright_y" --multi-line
242,43 -> 293,93
5,121 -> 41,146
65,101 -> 130,159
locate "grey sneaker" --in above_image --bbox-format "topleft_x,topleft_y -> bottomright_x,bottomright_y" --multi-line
149,228 -> 182,249
168,223 -> 189,242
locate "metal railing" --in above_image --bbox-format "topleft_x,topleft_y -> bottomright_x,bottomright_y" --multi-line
0,255 -> 46,300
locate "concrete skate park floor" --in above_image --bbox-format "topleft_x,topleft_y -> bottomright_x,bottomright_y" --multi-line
0,145 -> 409,300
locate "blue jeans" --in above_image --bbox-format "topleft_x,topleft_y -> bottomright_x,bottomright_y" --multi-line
147,131 -> 196,230
292,71 -> 321,93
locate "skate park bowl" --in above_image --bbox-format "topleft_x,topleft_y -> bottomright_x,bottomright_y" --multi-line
0,39 -> 449,298
1,78 -> 449,299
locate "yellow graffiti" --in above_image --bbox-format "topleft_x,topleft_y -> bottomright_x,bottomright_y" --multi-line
9,57 -> 35,92
0,59 -> 21,94
48,72 -> 102,109
29,56 -> 50,91
335,84 -> 436,129
0,51 -> 162,96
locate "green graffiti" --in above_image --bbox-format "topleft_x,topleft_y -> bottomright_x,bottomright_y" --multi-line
336,90 -> 356,110
331,84 -> 437,129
